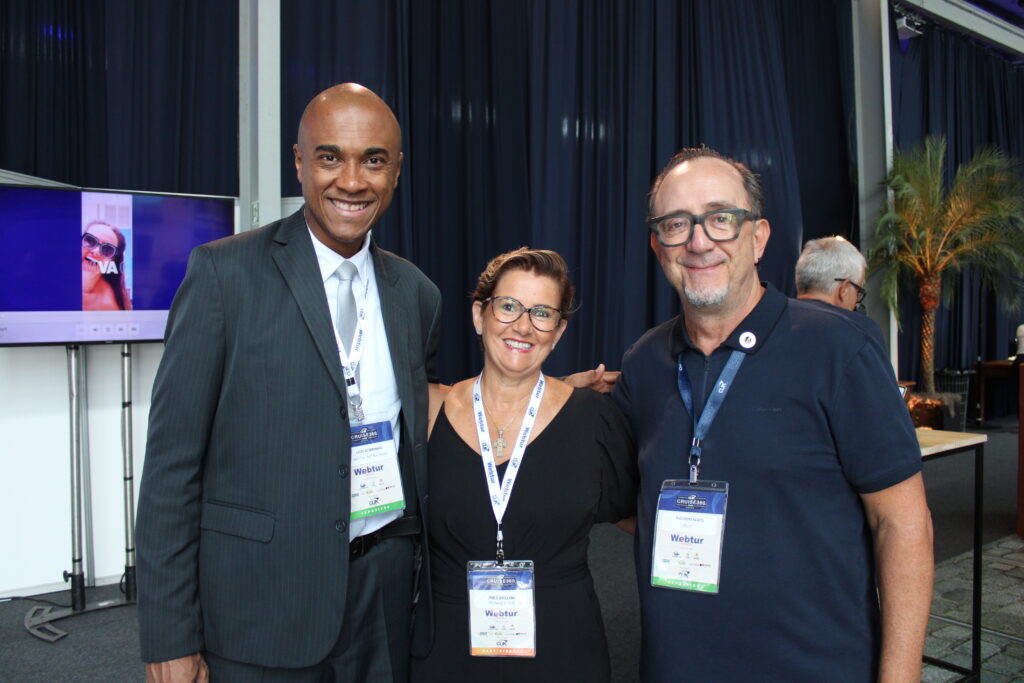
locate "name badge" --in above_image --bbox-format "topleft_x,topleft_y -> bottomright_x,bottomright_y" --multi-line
466,560 -> 536,658
349,420 -> 404,519
651,479 -> 728,593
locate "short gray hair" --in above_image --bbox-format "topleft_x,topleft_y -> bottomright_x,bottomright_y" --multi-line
795,236 -> 866,295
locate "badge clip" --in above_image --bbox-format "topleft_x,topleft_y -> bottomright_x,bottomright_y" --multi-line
349,393 -> 365,423
688,441 -> 702,484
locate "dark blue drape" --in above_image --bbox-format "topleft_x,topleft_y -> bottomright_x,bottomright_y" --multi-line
4,0 -> 854,383
890,12 -> 1024,389
282,0 -> 854,382
0,0 -> 238,196
1,0 -> 111,186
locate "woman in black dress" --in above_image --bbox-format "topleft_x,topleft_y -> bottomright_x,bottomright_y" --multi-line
411,248 -> 636,683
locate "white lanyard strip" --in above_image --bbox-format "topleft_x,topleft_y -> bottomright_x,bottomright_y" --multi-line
333,272 -> 371,420
472,373 -> 545,564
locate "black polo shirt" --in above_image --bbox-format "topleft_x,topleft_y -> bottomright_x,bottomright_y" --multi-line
802,297 -> 887,349
614,283 -> 921,682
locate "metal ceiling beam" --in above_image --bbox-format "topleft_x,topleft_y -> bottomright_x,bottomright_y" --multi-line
900,0 -> 1024,57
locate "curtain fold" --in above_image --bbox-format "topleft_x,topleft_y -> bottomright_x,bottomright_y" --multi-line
103,0 -> 239,196
0,0 -> 238,196
0,0 -> 110,186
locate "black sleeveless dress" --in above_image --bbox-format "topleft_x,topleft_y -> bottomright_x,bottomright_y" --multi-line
411,388 -> 637,683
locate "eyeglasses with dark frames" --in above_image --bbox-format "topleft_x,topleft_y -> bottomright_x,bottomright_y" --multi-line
482,296 -> 563,332
82,233 -> 118,259
647,208 -> 758,247
834,278 -> 866,304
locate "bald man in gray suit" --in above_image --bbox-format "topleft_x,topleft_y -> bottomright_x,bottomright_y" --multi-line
137,84 -> 440,682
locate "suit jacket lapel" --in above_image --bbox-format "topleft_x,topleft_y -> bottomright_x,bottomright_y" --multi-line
271,211 -> 348,400
373,244 -> 414,438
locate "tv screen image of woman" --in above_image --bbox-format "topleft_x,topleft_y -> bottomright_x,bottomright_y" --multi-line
81,220 -> 133,311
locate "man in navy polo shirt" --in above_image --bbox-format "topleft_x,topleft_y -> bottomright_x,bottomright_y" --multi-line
613,147 -> 933,681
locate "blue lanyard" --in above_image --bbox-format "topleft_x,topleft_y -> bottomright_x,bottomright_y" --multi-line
677,350 -> 746,484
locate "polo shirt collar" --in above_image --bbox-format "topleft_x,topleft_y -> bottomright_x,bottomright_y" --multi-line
671,282 -> 787,357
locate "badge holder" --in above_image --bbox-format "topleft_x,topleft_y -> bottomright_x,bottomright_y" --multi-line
348,418 -> 405,520
651,479 -> 728,593
466,559 -> 536,658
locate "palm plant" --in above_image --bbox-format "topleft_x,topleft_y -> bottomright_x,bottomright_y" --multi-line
869,135 -> 1024,394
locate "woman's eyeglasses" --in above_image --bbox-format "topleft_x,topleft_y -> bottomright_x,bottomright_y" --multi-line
482,296 -> 563,332
82,233 -> 118,259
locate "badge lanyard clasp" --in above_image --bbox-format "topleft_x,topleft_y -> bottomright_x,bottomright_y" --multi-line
688,440 -> 701,484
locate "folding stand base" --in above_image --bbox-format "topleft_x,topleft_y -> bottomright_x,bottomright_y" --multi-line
24,597 -> 136,643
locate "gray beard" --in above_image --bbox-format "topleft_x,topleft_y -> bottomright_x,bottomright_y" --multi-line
684,285 -> 728,308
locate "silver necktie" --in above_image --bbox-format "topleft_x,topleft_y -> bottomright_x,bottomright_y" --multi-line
336,261 -> 358,352
336,260 -> 364,421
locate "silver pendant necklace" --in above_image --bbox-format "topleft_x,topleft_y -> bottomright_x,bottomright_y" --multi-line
483,402 -> 520,462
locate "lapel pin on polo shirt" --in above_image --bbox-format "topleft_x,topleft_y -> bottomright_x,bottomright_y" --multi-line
739,332 -> 756,349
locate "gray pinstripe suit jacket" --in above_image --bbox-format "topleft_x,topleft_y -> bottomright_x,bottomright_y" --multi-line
136,208 -> 441,667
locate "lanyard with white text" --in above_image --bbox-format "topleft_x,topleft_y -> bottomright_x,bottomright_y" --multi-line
472,373 -> 545,564
677,350 -> 745,484
333,272 -> 371,422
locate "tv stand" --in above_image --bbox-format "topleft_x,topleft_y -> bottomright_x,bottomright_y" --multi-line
25,343 -> 138,642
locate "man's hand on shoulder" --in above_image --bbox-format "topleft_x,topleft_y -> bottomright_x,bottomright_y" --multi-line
145,654 -> 208,683
564,363 -> 620,394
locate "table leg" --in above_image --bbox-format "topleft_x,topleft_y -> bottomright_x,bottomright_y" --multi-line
1017,364 -> 1023,537
971,443 -> 984,677
977,371 -> 986,428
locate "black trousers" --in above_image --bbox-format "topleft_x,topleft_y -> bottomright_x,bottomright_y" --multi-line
204,536 -> 416,682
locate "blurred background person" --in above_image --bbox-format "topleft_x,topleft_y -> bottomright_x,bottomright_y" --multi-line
795,235 -> 866,313
82,220 -> 132,310
412,248 -> 636,683
796,235 -> 885,347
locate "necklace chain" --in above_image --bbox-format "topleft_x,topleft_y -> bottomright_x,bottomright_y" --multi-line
481,392 -> 529,460
482,402 -> 518,436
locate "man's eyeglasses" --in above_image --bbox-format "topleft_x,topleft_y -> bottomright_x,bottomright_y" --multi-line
482,296 -> 563,332
647,208 -> 758,247
835,278 -> 867,305
82,233 -> 118,259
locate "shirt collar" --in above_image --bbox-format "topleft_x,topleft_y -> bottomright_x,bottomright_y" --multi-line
306,225 -> 373,284
671,282 -> 788,357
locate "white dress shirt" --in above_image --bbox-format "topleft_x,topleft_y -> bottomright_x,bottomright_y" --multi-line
308,227 -> 403,538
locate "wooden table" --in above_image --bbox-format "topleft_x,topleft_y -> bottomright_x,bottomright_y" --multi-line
918,428 -> 988,457
919,428 -> 988,682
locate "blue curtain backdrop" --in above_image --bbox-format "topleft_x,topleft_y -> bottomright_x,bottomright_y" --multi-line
0,0 -> 238,196
0,0 -> 112,187
3,0 -> 854,382
889,10 -> 1024,394
280,0 -> 854,381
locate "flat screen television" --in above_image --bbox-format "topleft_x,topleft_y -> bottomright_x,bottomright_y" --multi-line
0,185 -> 236,346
